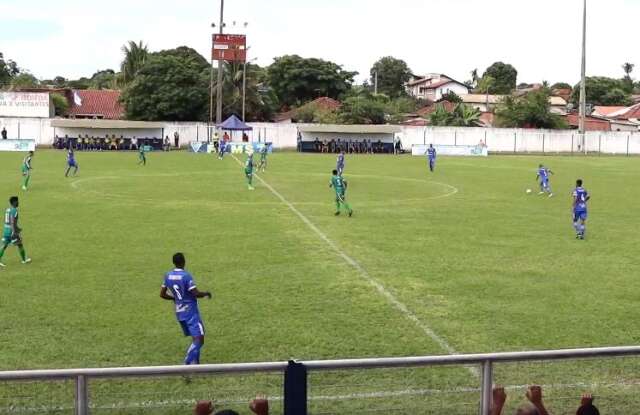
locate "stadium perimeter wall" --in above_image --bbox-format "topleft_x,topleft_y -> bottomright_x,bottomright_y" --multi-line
1,117 -> 639,154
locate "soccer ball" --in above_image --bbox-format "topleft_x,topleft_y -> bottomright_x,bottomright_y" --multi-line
526,189 -> 532,194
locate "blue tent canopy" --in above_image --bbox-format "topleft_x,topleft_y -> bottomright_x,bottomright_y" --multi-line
218,114 -> 252,131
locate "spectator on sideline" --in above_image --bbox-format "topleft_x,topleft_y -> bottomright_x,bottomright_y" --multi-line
164,136 -> 171,151
174,131 -> 180,148
249,396 -> 269,415
193,396 -> 268,415
1,127 -> 7,139
131,136 -> 138,150
223,131 -> 230,142
576,394 -> 599,415
194,400 -> 214,415
492,385 -> 598,415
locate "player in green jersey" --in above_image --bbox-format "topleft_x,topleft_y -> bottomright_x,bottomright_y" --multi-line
0,196 -> 31,267
21,151 -> 34,191
138,145 -> 146,166
330,169 -> 353,217
245,154 -> 255,190
257,144 -> 268,172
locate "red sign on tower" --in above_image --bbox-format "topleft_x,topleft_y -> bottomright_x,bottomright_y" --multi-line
212,34 -> 247,62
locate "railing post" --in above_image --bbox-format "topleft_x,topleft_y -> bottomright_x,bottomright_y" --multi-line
480,360 -> 493,415
627,134 -> 630,157
542,133 -> 545,155
284,360 -> 307,415
75,375 -> 88,415
513,132 -> 517,154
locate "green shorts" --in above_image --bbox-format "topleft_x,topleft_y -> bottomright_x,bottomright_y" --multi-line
21,166 -> 30,175
1,231 -> 20,245
335,191 -> 346,202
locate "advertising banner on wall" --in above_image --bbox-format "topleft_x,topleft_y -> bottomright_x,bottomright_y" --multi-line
412,144 -> 488,157
0,92 -> 51,118
0,139 -> 36,152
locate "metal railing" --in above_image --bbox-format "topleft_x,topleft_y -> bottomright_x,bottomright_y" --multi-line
2,345 -> 640,415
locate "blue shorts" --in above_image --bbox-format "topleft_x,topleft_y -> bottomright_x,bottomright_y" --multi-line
178,314 -> 205,337
573,211 -> 588,222
68,161 -> 77,167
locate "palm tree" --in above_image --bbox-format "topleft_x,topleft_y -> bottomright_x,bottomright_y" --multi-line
452,104 -> 481,127
622,62 -> 635,78
120,41 -> 149,85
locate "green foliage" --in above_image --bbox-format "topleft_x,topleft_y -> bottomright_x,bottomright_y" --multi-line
428,103 -> 481,127
476,75 -> 495,95
0,52 -> 20,88
482,62 -> 517,94
551,82 -> 572,90
50,93 -> 69,116
570,77 -> 633,106
120,41 -> 149,86
338,96 -> 386,124
384,96 -> 419,124
121,46 -> 209,121
89,70 -> 119,90
495,89 -> 568,129
266,55 -> 356,107
370,56 -> 412,98
10,72 -> 39,89
440,91 -> 462,104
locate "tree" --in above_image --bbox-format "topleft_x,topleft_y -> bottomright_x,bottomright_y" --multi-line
466,68 -> 480,88
551,82 -> 572,90
622,62 -> 635,90
0,52 -> 20,88
570,77 -> 633,106
338,96 -> 386,124
121,46 -> 209,121
482,62 -> 517,94
428,103 -> 481,127
439,91 -> 462,103
369,56 -> 412,98
266,55 -> 356,107
495,89 -> 567,129
120,41 -> 149,85
10,73 -> 39,89
51,93 -> 69,116
89,70 -> 118,89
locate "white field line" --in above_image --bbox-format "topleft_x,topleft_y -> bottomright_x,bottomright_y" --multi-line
4,380 -> 640,412
231,155 -> 471,375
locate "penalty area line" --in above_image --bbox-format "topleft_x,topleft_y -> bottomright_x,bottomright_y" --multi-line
231,155 -> 475,376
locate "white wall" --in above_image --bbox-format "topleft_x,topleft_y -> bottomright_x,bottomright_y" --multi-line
435,83 -> 470,101
2,116 -> 639,155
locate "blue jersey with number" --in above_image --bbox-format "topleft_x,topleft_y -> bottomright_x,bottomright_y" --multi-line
573,187 -> 589,212
163,269 -> 199,322
427,147 -> 436,160
67,151 -> 76,164
538,167 -> 550,181
337,154 -> 344,168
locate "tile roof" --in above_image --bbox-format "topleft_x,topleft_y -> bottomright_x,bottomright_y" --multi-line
415,101 -> 456,116
67,90 -> 124,120
612,103 -> 640,120
592,106 -> 626,117
564,114 -> 610,131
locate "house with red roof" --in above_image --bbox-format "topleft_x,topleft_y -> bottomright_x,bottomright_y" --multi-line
65,89 -> 124,120
405,74 -> 470,102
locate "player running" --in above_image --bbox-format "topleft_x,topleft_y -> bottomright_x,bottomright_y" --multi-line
21,151 -> 33,190
336,151 -> 345,176
572,179 -> 590,240
426,144 -> 437,172
536,164 -> 554,197
217,140 -> 226,160
245,153 -> 255,190
65,148 -> 79,177
257,144 -> 268,172
138,145 -> 146,166
160,253 -> 212,365
0,196 -> 31,267
330,169 -> 353,217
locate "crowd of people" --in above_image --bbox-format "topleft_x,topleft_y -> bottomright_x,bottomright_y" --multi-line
308,137 -> 393,154
53,132 -> 181,151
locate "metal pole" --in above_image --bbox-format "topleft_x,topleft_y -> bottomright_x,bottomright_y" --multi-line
209,58 -> 214,125
374,70 -> 378,95
578,0 -> 587,154
513,132 -> 517,154
627,134 -> 630,156
75,375 -> 88,415
215,0 -> 225,129
480,360 -> 493,415
542,133 -> 545,155
242,61 -> 247,121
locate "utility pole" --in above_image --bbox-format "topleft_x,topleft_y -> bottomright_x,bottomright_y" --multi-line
215,0 -> 225,133
374,70 -> 378,95
578,0 -> 587,154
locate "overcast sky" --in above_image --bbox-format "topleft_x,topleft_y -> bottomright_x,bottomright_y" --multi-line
2,0 -> 639,86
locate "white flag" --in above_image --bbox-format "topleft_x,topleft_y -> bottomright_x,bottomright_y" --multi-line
73,91 -> 82,106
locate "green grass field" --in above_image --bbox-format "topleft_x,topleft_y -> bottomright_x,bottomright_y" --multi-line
1,149 -> 639,414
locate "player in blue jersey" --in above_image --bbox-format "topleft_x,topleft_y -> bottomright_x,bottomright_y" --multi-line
65,148 -> 79,177
426,144 -> 437,172
572,179 -> 590,240
536,164 -> 554,197
160,253 -> 212,365
336,151 -> 345,176
217,140 -> 226,160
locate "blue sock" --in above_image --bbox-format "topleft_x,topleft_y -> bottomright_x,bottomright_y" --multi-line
184,340 -> 203,365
